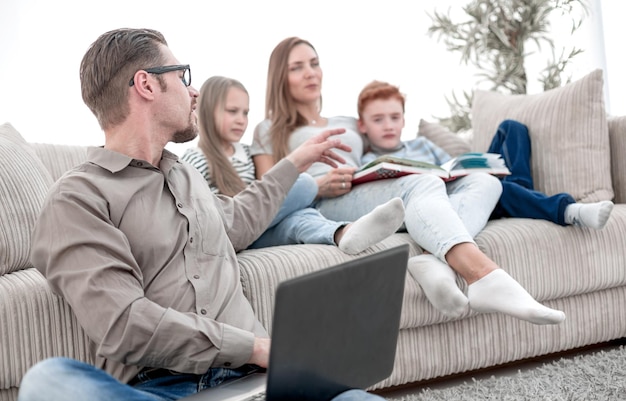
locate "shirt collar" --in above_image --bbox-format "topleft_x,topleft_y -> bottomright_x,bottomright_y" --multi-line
368,141 -> 404,155
87,146 -> 179,173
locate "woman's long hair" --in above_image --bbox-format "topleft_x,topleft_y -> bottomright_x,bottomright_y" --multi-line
265,37 -> 320,162
197,76 -> 248,196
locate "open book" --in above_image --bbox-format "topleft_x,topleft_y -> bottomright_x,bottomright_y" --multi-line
352,153 -> 511,185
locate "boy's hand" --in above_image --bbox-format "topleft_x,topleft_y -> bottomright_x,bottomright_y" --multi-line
285,129 -> 351,173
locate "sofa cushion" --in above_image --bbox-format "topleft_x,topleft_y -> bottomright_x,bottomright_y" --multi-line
418,119 -> 471,157
0,123 -> 53,276
471,69 -> 613,203
609,116 -> 626,203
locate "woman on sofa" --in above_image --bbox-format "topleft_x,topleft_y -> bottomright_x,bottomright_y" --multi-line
250,36 -> 566,325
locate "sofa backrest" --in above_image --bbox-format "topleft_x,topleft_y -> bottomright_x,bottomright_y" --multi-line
0,123 -> 89,276
0,123 -> 55,276
30,143 -> 88,181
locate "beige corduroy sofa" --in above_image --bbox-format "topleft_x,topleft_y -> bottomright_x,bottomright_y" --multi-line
2,69 -> 626,400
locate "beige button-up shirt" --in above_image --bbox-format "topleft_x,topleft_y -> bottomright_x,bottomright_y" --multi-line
30,147 -> 298,383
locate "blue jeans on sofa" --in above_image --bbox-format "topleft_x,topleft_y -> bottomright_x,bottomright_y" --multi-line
487,119 -> 575,225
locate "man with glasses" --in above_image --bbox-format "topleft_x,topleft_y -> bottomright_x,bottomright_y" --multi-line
18,28 -> 380,401
128,64 -> 191,87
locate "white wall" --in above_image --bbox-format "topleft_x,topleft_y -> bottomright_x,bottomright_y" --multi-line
0,0 -> 622,155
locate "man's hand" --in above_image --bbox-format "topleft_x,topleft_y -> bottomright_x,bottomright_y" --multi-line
248,337 -> 271,368
285,129 -> 351,173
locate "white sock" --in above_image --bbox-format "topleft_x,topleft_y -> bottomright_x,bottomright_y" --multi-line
338,197 -> 405,255
564,201 -> 614,229
407,254 -> 468,318
468,269 -> 566,325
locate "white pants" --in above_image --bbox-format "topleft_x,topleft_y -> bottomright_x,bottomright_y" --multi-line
314,172 -> 502,261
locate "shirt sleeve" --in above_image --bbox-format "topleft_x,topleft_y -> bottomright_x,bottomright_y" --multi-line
219,158 -> 299,250
424,138 -> 453,165
399,137 -> 453,165
249,119 -> 273,156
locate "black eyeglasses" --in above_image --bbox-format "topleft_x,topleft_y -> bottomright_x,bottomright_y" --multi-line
129,64 -> 191,87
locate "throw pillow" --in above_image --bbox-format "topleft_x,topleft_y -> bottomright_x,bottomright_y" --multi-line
0,123 -> 53,275
418,119 -> 471,157
471,69 -> 612,203
608,116 -> 626,203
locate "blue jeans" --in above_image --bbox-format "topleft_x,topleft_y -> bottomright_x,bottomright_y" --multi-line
17,357 -> 385,401
249,173 -> 349,248
487,120 -> 575,225
314,171 -> 501,261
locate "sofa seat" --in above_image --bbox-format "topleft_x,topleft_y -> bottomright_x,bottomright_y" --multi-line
237,207 -> 626,389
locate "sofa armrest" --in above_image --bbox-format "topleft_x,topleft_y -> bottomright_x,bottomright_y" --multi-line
609,116 -> 626,203
0,268 -> 94,393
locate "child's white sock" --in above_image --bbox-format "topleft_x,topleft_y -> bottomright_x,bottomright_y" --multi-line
468,269 -> 566,325
407,254 -> 468,318
564,201 -> 614,229
338,198 -> 405,255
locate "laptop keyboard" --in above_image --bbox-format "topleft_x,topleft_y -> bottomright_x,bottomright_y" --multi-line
246,391 -> 266,401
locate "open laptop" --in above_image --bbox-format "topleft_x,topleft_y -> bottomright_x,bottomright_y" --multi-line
182,244 -> 409,401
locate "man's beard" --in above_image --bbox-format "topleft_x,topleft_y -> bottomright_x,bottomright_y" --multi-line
172,126 -> 197,143
171,115 -> 198,143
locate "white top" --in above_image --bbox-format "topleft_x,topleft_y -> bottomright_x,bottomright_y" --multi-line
250,116 -> 365,178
